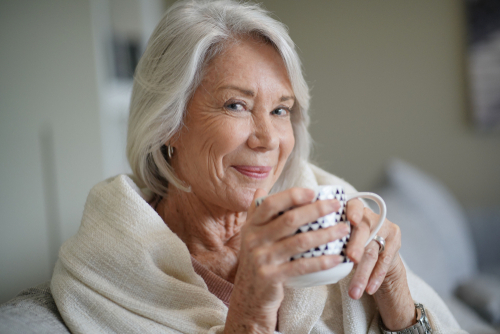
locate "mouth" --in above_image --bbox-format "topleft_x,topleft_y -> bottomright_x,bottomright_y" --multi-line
232,165 -> 273,179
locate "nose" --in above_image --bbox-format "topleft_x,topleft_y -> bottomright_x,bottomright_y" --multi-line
247,112 -> 280,151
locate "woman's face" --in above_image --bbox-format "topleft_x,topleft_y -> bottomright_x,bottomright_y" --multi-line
171,37 -> 295,212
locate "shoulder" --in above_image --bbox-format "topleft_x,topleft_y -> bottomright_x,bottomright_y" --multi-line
86,174 -> 155,205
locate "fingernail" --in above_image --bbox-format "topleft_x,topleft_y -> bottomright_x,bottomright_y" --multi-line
339,224 -> 349,234
305,188 -> 315,199
367,281 -> 379,294
326,255 -> 344,266
330,199 -> 341,210
350,287 -> 362,299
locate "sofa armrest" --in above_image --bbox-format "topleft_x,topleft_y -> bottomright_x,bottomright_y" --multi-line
0,282 -> 70,334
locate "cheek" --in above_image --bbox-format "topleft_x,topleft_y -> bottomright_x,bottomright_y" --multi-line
217,122 -> 250,152
191,117 -> 251,176
189,112 -> 243,146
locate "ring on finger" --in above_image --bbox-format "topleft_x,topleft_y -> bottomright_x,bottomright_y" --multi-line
373,235 -> 385,254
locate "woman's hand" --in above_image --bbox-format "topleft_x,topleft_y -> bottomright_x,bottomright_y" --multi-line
345,199 -> 415,330
225,188 -> 349,334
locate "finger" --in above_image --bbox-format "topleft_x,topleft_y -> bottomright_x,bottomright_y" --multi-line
346,208 -> 379,262
348,241 -> 380,299
366,225 -> 401,295
345,221 -> 370,262
272,223 -> 350,260
274,254 -> 345,281
346,199 -> 364,225
251,187 -> 316,226
262,198 -> 341,241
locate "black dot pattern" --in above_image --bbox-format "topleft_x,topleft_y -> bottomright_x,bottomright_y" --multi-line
290,186 -> 351,263
255,186 -> 352,263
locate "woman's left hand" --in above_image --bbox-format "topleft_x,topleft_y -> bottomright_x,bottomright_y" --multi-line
345,199 -> 416,331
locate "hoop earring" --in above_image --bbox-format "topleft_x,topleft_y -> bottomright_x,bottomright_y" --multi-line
167,145 -> 174,159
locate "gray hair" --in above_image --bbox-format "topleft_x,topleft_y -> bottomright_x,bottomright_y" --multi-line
127,0 -> 311,197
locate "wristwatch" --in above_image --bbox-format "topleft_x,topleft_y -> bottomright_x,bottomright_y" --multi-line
379,303 -> 432,334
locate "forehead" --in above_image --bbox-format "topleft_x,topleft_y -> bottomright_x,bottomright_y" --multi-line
201,37 -> 294,95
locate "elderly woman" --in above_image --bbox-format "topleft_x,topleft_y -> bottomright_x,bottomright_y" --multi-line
50,0 -> 464,333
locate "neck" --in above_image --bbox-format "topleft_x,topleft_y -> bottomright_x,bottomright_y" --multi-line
156,187 -> 246,282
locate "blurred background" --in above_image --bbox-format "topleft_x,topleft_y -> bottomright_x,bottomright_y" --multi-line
1,0 -> 500,330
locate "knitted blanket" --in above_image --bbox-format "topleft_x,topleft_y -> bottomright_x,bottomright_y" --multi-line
51,163 -> 466,333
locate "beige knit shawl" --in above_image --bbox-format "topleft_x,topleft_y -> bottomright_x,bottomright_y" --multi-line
51,163 -> 466,334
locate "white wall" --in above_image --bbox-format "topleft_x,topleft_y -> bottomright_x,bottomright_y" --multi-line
0,1 -> 103,303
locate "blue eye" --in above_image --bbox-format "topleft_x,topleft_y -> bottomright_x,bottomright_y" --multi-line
225,102 -> 245,112
272,108 -> 289,116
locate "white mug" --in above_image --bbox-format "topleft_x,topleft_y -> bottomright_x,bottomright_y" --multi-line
256,185 -> 386,288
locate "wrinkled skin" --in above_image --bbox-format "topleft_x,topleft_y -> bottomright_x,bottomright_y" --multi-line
157,37 -> 414,333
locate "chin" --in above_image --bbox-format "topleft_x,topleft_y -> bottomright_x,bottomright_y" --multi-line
226,187 -> 259,212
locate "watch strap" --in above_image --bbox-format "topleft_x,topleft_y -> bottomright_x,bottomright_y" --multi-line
379,303 -> 432,334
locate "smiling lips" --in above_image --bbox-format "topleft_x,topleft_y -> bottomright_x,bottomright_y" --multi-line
233,165 -> 272,179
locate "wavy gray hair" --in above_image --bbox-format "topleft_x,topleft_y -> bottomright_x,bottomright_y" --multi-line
127,0 -> 311,196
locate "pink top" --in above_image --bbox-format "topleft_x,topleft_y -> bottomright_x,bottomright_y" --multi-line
191,256 -> 280,330
191,257 -> 233,307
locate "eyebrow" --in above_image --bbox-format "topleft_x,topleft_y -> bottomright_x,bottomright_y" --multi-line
218,85 -> 295,103
280,95 -> 295,102
219,85 -> 255,97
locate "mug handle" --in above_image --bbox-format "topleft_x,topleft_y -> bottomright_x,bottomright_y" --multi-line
345,192 -> 387,247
